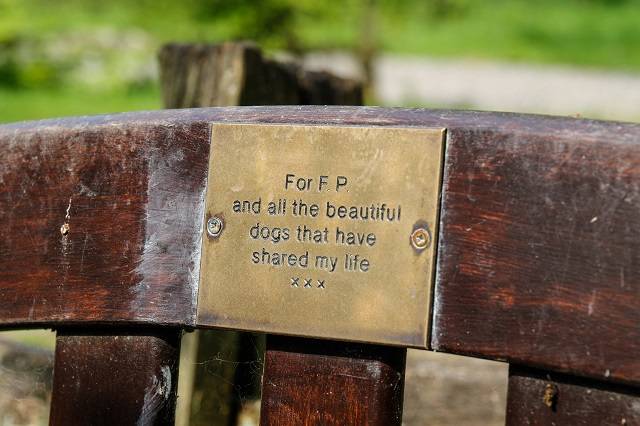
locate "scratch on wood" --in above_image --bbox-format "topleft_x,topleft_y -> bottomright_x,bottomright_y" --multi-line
137,365 -> 172,426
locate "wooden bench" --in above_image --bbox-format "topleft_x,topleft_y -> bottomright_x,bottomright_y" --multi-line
1,106 -> 638,425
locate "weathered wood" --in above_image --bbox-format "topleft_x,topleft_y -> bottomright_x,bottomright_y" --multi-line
175,330 -> 198,426
0,118 -> 209,327
261,336 -> 406,426
296,69 -> 363,105
402,351 -> 507,425
179,331 -> 264,425
179,330 -> 244,426
49,328 -> 181,425
431,121 -> 640,386
506,365 -> 640,425
158,42 -> 362,108
1,107 -> 639,386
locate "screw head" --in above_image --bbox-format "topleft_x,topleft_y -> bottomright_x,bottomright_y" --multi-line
206,216 -> 224,238
410,227 -> 431,250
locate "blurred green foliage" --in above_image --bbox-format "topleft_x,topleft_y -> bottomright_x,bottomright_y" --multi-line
1,0 -> 640,121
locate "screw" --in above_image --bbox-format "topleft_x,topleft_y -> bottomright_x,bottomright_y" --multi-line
543,383 -> 558,410
206,216 -> 224,238
410,227 -> 431,250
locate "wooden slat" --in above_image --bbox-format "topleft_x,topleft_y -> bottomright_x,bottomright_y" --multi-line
260,336 -> 406,426
49,328 -> 181,425
1,107 -> 639,385
0,119 -> 209,326
506,365 -> 640,425
431,124 -> 640,386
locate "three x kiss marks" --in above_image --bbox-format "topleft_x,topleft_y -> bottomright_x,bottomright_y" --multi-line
290,277 -> 326,289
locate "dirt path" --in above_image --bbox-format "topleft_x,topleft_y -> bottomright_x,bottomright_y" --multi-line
304,53 -> 640,122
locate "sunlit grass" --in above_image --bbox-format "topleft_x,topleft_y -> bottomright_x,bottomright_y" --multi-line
375,1 -> 640,71
0,87 -> 160,124
2,0 -> 640,70
2,0 -> 640,124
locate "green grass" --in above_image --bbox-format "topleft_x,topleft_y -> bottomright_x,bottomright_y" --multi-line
377,1 -> 640,70
0,87 -> 160,123
3,0 -> 640,124
296,1 -> 640,71
3,0 -> 640,70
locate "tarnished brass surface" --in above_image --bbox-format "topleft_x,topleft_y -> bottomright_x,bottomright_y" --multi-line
197,123 -> 445,348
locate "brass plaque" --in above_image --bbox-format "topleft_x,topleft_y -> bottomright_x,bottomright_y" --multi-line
197,123 -> 445,348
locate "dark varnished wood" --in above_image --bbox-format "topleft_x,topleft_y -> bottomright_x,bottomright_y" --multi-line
0,118 -> 209,327
1,107 -> 639,386
49,328 -> 181,425
260,336 -> 406,426
506,365 -> 640,425
432,124 -> 640,386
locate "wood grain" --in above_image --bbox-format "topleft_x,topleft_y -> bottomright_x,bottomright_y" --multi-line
49,328 -> 181,425
158,43 -> 362,108
432,124 -> 640,386
506,365 -> 640,425
260,336 -> 406,426
0,119 -> 209,327
1,107 -> 639,386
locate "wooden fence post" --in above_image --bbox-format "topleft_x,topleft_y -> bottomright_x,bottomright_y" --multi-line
158,41 -> 363,425
158,42 -> 362,108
